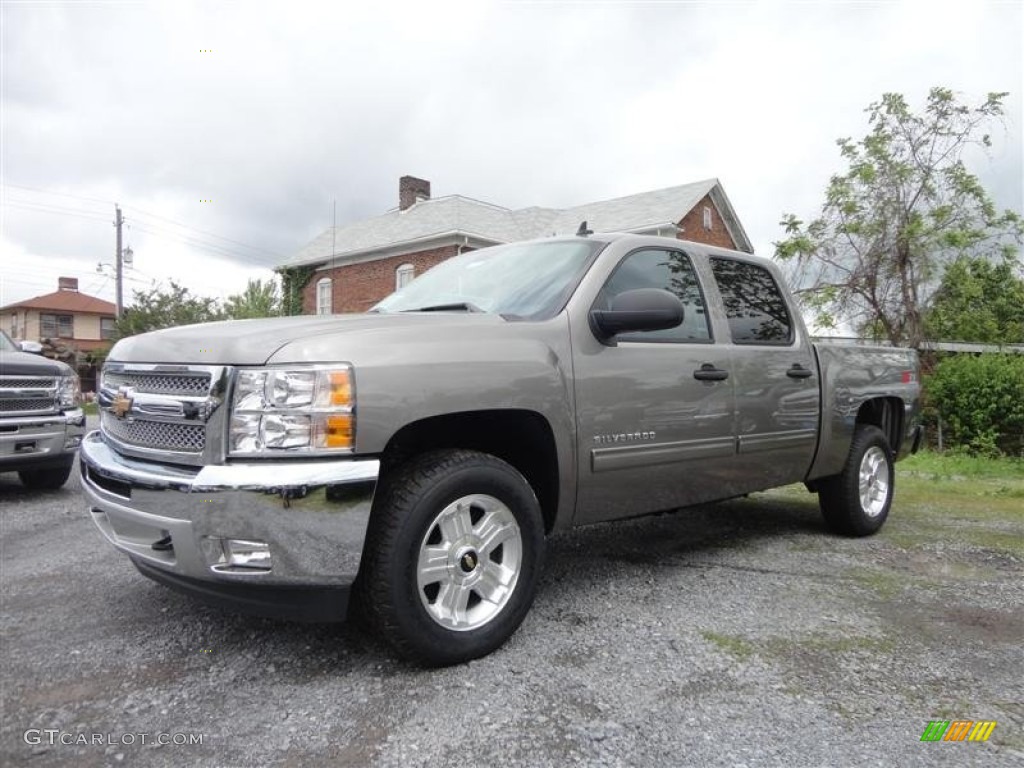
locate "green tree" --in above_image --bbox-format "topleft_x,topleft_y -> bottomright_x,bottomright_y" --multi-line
116,281 -> 224,337
775,88 -> 1023,348
925,257 -> 1024,343
927,354 -> 1024,456
224,278 -> 281,319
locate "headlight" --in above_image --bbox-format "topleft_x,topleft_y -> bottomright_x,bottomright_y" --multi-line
228,366 -> 355,456
57,374 -> 81,409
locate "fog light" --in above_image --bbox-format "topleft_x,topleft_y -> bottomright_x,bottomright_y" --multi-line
223,539 -> 272,570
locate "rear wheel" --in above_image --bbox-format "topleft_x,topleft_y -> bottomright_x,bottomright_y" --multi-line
18,459 -> 74,490
358,449 -> 545,666
818,425 -> 894,536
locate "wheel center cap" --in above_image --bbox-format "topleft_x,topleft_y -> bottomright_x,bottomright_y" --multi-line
459,550 -> 479,573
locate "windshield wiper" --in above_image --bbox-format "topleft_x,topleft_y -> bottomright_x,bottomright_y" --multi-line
402,302 -> 485,313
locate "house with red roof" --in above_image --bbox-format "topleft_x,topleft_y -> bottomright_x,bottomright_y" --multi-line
1,277 -> 116,353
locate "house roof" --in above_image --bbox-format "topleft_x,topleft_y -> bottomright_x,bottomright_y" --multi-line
0,289 -> 116,315
280,178 -> 753,269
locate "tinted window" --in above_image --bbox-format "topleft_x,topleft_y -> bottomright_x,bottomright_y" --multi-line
596,249 -> 711,342
710,258 -> 793,345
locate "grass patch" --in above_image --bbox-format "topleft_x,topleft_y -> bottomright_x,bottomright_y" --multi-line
767,632 -> 895,655
895,451 -> 1024,527
82,402 -> 98,415
900,450 -> 1024,481
700,631 -> 755,660
846,568 -> 906,598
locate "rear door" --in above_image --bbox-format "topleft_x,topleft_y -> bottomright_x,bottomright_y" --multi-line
707,256 -> 819,491
572,246 -> 737,524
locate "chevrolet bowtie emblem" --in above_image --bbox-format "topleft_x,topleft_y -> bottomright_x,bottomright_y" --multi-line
112,390 -> 134,419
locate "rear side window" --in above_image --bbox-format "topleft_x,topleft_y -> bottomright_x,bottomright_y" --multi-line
709,258 -> 793,345
595,248 -> 711,343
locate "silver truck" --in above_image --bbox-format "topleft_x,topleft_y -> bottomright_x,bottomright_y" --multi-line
0,330 -> 85,489
81,233 -> 922,665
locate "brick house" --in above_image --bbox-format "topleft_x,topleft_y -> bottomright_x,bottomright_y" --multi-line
282,176 -> 753,314
1,277 -> 116,353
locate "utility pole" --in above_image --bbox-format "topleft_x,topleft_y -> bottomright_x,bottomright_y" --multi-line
114,205 -> 124,318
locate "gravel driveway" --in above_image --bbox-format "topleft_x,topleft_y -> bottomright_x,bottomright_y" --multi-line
2,434 -> 1021,767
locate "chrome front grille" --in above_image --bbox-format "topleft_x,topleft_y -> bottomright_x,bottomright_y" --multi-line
1,377 -> 57,389
0,398 -> 55,413
0,376 -> 58,416
101,411 -> 206,452
102,371 -> 211,397
98,364 -> 228,465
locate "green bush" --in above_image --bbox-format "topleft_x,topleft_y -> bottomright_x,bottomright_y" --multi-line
926,354 -> 1024,457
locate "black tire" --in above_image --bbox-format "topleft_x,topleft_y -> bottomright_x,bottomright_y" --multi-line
18,460 -> 74,490
818,425 -> 894,537
357,449 -> 545,667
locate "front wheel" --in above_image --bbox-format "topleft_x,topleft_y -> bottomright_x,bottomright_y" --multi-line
18,459 -> 74,490
358,450 -> 545,666
818,425 -> 894,537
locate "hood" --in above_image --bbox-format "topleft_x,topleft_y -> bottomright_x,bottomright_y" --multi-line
108,313 -> 509,365
0,349 -> 73,377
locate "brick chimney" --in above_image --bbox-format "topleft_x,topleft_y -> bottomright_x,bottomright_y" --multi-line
399,176 -> 431,211
58,276 -> 79,292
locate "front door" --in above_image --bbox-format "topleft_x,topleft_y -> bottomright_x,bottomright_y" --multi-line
572,247 -> 738,525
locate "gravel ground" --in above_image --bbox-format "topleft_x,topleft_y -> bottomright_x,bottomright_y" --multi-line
2,432 -> 1022,767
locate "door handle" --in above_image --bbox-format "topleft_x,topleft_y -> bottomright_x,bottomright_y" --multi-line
693,363 -> 729,381
786,364 -> 813,379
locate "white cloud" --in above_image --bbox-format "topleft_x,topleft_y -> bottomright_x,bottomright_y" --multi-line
1,0 -> 1020,309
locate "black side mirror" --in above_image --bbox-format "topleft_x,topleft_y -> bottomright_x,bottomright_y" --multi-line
590,288 -> 684,341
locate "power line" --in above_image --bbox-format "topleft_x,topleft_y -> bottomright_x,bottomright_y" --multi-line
126,205 -> 284,258
130,221 -> 267,263
4,200 -> 112,223
1,183 -> 286,261
0,182 -> 114,206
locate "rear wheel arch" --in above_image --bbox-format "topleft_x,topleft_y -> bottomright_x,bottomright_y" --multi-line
856,397 -> 904,453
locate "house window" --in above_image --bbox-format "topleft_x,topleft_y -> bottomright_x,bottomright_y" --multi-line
316,278 -> 333,315
702,206 -> 713,230
101,317 -> 116,340
396,263 -> 415,290
40,313 -> 73,339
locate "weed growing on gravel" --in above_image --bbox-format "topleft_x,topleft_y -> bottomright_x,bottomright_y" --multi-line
700,631 -> 755,660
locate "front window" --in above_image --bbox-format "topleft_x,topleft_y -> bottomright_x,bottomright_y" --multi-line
40,313 -> 73,338
0,330 -> 16,352
101,317 -> 116,340
595,248 -> 711,343
395,263 -> 415,290
316,278 -> 332,315
374,240 -> 604,320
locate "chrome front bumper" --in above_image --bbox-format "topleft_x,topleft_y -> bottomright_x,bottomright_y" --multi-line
80,431 -> 378,619
0,409 -> 84,471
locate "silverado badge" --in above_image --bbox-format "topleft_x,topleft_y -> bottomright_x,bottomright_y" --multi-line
112,388 -> 134,419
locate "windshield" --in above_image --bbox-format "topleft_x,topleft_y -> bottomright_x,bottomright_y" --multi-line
0,330 -> 16,352
373,240 -> 603,319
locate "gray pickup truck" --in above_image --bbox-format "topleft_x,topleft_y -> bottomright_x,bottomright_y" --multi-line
81,233 -> 922,665
0,330 -> 85,489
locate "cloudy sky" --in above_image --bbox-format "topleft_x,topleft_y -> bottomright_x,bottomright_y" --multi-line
1,0 -> 1021,311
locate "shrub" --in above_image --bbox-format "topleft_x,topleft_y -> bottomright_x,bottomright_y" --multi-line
925,354 -> 1024,457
